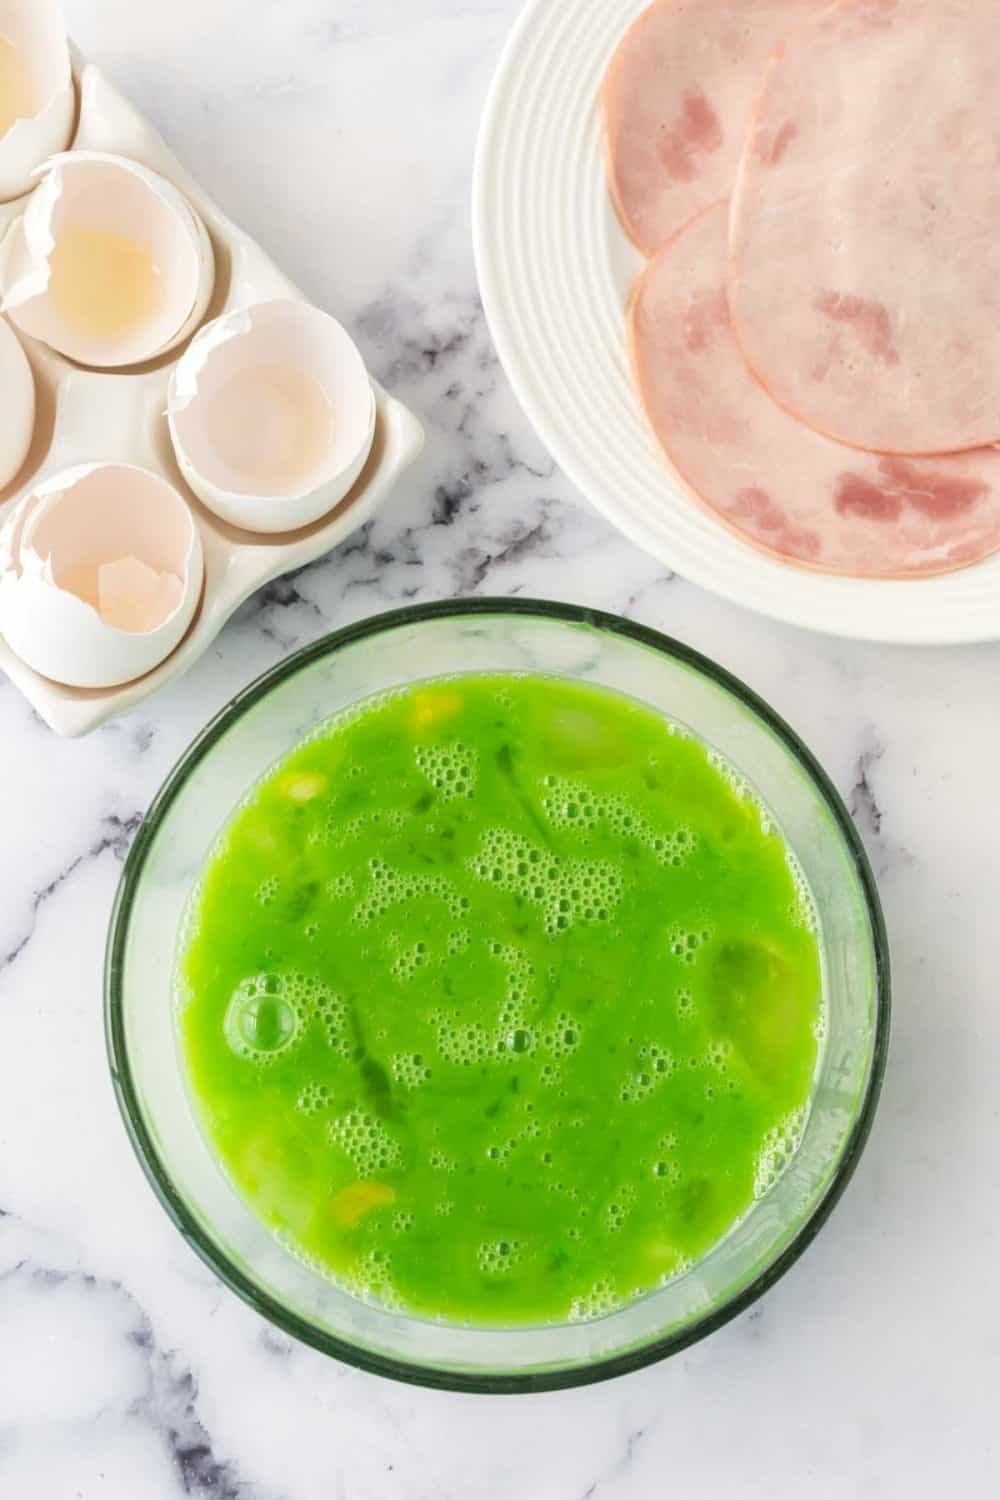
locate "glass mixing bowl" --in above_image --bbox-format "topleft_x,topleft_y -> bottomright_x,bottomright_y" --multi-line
105,600 -> 889,1392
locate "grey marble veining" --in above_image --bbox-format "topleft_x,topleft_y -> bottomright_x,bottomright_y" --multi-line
2,2 -> 999,1495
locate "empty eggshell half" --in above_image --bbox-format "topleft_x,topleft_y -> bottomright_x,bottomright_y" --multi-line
0,462 -> 203,687
0,151 -> 214,367
0,0 -> 75,202
0,315 -> 34,487
167,298 -> 376,532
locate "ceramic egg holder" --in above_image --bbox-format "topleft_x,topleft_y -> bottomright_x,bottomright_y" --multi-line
0,65 -> 424,736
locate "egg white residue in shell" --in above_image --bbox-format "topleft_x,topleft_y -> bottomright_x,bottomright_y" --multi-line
0,462 -> 203,688
167,298 -> 376,533
0,151 -> 214,367
0,0 -> 74,203
0,315 -> 34,487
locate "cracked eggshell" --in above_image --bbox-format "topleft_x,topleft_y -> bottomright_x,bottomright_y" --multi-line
0,0 -> 75,202
0,463 -> 203,687
167,298 -> 376,533
0,151 -> 214,367
0,315 -> 34,486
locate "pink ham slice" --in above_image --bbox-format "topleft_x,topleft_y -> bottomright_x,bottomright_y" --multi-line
630,203 -> 1000,577
602,0 -> 819,255
728,0 -> 1000,455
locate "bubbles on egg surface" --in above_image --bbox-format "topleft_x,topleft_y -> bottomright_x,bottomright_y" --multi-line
539,777 -> 697,868
430,937 -> 544,1068
346,814 -> 367,841
706,1039 -> 732,1073
296,1081 -> 332,1115
605,1183 -> 636,1232
255,875 -> 278,906
326,872 -> 355,901
660,1255 -> 693,1287
785,850 -> 820,935
505,1027 -> 534,1055
436,1019 -> 494,1067
569,1279 -> 621,1322
620,1043 -> 674,1102
224,973 -> 305,1061
352,859 -> 466,928
753,1107 -> 807,1199
317,992 -> 351,1057
413,740 -> 478,801
447,928 -> 470,957
668,925 -> 711,965
485,1135 -> 521,1165
706,749 -> 750,800
541,1012 -> 582,1058
390,941 -> 430,983
330,1109 -> 402,1177
349,1247 -> 400,1310
429,1148 -> 456,1172
538,778 -> 600,831
392,1210 -> 414,1234
477,1239 -> 521,1275
676,987 -> 695,1020
468,826 -> 622,936
391,1051 -> 432,1089
642,1042 -> 675,1077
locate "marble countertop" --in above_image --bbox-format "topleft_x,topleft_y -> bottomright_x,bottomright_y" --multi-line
2,1 -> 997,1494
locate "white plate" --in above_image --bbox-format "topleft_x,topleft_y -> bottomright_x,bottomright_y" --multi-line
472,0 -> 1000,645
0,64 -> 424,736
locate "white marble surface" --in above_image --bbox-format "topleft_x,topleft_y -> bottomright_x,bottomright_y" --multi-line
1,1 -> 998,1493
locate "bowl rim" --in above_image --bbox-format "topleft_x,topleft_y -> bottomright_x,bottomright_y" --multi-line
104,597 -> 891,1394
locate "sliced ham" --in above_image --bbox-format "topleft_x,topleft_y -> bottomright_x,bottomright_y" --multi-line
630,203 -> 1000,577
728,0 -> 1000,455
602,0 -> 819,255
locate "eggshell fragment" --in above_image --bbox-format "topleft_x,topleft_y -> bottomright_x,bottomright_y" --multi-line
167,298 -> 376,533
0,462 -> 203,687
0,151 -> 214,367
0,314 -> 34,486
0,0 -> 75,203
